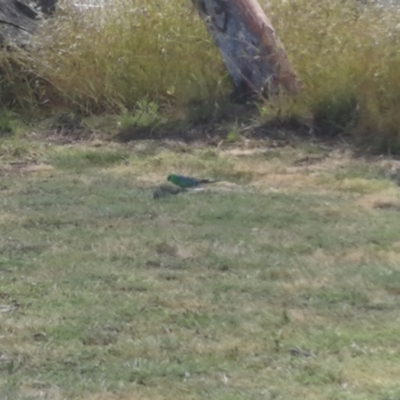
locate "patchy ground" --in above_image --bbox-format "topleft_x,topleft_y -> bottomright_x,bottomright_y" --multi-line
1,132 -> 400,399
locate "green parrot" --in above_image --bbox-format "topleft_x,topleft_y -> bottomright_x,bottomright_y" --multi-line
167,174 -> 217,189
153,183 -> 183,200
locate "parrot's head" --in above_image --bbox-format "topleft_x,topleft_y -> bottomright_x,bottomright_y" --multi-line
167,174 -> 174,183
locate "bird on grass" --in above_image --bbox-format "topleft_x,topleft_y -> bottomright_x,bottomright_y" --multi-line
167,174 -> 217,189
153,183 -> 183,200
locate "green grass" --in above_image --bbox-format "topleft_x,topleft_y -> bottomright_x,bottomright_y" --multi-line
50,148 -> 130,170
1,135 -> 400,398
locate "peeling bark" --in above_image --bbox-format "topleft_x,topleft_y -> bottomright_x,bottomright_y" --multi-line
193,0 -> 301,102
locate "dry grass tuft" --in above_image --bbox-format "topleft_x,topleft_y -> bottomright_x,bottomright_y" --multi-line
357,187 -> 400,209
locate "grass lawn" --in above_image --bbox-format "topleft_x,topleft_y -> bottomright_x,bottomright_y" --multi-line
1,133 -> 400,399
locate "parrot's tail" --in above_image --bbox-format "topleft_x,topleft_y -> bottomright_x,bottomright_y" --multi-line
199,179 -> 219,185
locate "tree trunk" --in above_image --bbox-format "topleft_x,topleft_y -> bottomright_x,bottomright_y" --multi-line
0,0 -> 56,46
193,0 -> 301,102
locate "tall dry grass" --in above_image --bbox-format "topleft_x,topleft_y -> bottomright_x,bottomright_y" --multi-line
1,0 -> 400,150
268,0 -> 400,149
0,0 -> 227,113
35,0 -> 229,112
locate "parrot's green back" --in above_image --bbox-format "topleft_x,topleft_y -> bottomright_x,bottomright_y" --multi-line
167,174 -> 212,188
